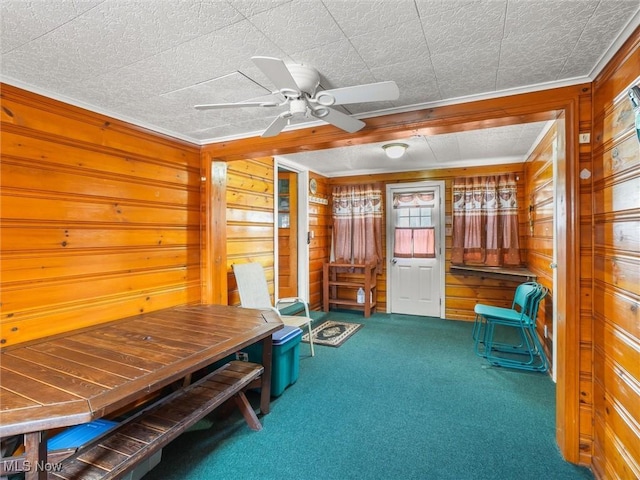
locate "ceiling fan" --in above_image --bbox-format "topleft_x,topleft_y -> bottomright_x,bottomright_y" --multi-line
194,56 -> 400,138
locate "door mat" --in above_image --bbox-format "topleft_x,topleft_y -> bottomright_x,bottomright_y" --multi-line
302,321 -> 363,348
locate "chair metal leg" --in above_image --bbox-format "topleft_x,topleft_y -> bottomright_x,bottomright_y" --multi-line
485,325 -> 528,353
472,313 -> 485,342
307,320 -> 315,357
484,320 -> 548,372
474,313 -> 526,358
473,314 -> 488,357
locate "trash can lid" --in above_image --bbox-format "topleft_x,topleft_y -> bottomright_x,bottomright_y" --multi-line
273,325 -> 302,345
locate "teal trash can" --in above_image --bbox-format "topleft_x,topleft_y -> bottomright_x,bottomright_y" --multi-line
240,325 -> 302,397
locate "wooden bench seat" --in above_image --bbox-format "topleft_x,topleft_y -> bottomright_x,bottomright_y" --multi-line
48,361 -> 263,480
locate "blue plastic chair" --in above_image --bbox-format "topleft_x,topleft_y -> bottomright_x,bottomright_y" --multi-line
476,283 -> 549,372
473,282 -> 539,356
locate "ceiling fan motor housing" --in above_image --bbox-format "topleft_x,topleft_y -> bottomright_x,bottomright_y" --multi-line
286,64 -> 320,96
290,99 -> 307,115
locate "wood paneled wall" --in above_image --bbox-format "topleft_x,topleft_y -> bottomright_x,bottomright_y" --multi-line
576,85 -> 596,465
328,164 -> 527,320
308,172 -> 332,310
0,85 -> 201,347
590,30 -> 640,479
225,157 -> 275,306
524,123 -> 557,363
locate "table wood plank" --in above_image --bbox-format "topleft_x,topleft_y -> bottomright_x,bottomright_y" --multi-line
0,386 -> 40,410
87,326 -> 199,357
166,306 -> 272,330
55,338 -> 164,372
1,356 -> 108,398
0,365 -> 87,404
76,445 -> 130,471
48,458 -> 109,480
26,344 -> 149,380
73,331 -> 180,364
110,321 -> 223,348
6,349 -> 130,389
133,315 -> 232,339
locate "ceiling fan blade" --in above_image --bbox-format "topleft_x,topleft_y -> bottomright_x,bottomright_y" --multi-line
262,114 -> 289,137
316,81 -> 399,106
316,107 -> 365,133
195,101 -> 278,110
252,56 -> 300,93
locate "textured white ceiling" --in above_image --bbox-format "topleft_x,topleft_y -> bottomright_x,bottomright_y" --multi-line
2,0 -> 639,176
279,120 -> 553,176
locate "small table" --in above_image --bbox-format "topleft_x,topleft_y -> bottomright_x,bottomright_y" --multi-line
450,265 -> 537,282
323,263 -> 377,317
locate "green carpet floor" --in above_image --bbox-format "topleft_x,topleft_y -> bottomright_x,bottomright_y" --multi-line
143,311 -> 593,480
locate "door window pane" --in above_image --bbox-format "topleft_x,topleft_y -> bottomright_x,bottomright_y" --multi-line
393,191 -> 436,258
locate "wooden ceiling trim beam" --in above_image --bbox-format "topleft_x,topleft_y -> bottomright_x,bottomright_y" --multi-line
202,84 -> 588,161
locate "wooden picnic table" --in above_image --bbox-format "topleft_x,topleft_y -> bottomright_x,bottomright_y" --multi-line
0,304 -> 282,480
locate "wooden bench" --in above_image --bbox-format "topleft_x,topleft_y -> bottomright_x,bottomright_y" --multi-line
48,361 -> 263,480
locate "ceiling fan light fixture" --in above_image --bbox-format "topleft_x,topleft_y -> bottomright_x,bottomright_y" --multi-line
383,143 -> 408,159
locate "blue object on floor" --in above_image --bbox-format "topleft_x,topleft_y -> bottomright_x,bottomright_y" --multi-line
48,419 -> 118,451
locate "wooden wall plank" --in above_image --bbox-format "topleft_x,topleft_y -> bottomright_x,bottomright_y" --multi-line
1,131 -> 194,186
1,249 -> 199,283
1,226 -> 198,251
2,160 -> 194,205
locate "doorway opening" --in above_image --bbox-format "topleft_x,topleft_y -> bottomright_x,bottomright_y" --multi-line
276,168 -> 298,299
275,160 -> 310,303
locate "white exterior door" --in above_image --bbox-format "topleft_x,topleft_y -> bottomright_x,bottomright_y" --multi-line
387,182 -> 444,317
